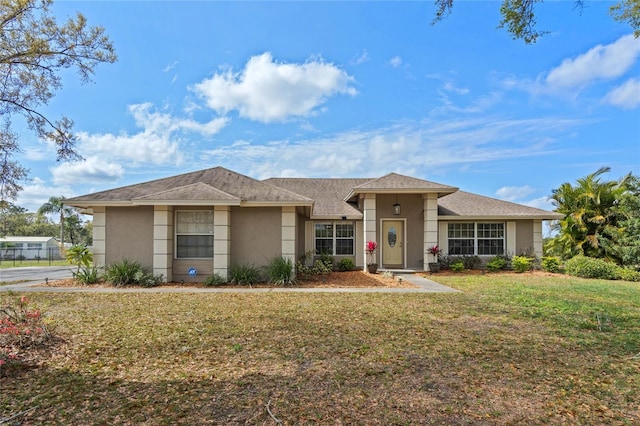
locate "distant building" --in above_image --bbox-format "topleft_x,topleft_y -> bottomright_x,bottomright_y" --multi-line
0,236 -> 62,260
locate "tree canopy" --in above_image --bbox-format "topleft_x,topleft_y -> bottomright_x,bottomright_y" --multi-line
0,0 -> 116,201
548,167 -> 640,269
433,0 -> 640,44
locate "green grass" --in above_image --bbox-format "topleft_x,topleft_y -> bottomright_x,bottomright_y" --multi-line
0,260 -> 70,269
2,274 -> 639,424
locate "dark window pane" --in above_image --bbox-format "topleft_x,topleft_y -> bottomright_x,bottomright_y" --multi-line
316,238 -> 333,255
448,239 -> 474,255
177,235 -> 213,258
478,239 -> 504,255
336,239 -> 354,255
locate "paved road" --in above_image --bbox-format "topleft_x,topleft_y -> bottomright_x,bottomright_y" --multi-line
0,266 -> 74,286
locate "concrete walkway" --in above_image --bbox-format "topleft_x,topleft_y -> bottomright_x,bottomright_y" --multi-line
395,273 -> 459,293
0,267 -> 459,294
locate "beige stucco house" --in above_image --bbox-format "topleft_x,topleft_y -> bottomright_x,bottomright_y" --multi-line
66,166 -> 562,282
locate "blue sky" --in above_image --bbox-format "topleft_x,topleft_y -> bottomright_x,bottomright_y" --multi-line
14,1 -> 640,213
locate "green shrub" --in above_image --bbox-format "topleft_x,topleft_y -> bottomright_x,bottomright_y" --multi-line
450,260 -> 465,272
512,256 -> 533,273
441,255 -> 480,270
338,258 -> 355,272
104,259 -> 162,287
267,256 -> 295,286
615,267 -> 640,282
65,244 -> 93,275
75,266 -> 101,284
313,259 -> 333,275
203,273 -> 227,286
229,263 -> 262,286
565,255 -> 618,280
319,252 -> 335,270
541,256 -> 561,273
486,256 -> 508,272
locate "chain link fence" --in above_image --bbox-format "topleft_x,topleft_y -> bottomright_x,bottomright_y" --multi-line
0,247 -> 64,266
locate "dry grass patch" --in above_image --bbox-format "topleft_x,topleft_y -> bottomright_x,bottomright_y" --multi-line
2,275 -> 639,424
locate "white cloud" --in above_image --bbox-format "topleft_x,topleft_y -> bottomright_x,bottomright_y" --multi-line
73,103 -> 228,169
163,61 -> 178,73
524,196 -> 555,211
495,185 -> 536,201
51,157 -> 124,185
389,56 -> 402,68
192,52 -> 357,123
350,49 -> 370,65
545,34 -> 640,90
603,78 -> 640,109
442,82 -> 469,95
15,177 -> 75,213
201,116 -> 583,180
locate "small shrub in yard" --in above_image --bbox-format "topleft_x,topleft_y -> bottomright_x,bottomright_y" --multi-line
66,244 -> 93,276
229,263 -> 262,285
542,256 -> 561,273
203,273 -> 227,286
319,252 -> 335,271
450,260 -> 465,272
104,259 -> 162,287
565,255 -> 618,280
267,256 -> 295,286
75,266 -> 101,284
486,256 -> 508,272
441,255 -> 481,270
1,296 -> 52,373
615,267 -> 640,282
338,258 -> 355,272
512,256 -> 533,273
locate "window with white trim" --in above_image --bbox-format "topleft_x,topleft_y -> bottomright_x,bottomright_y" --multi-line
315,222 -> 354,255
176,210 -> 214,258
447,223 -> 504,256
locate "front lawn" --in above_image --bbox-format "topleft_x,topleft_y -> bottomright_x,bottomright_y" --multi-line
2,275 -> 639,424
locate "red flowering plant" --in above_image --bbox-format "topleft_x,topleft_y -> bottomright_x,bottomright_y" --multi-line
366,241 -> 378,266
0,296 -> 52,372
428,245 -> 442,261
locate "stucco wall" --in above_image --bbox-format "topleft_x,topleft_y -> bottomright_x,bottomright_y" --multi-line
515,220 -> 534,256
105,206 -> 154,269
375,194 -> 425,269
230,207 -> 281,267
173,259 -> 213,283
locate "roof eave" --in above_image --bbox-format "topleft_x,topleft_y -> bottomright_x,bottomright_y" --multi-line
344,188 -> 458,201
439,214 -> 563,220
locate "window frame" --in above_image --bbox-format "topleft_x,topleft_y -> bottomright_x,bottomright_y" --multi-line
175,210 -> 215,259
447,222 -> 505,256
314,222 -> 355,256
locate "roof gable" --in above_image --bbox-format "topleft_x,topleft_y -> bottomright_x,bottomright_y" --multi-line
66,167 -> 313,206
348,172 -> 457,197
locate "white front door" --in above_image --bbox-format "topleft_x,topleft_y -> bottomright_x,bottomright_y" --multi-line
382,220 -> 404,268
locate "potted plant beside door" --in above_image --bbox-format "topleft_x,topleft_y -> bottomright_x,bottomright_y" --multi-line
428,245 -> 441,273
366,241 -> 378,274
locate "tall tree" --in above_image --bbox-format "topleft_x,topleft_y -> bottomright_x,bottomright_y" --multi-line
433,0 -> 640,44
549,167 -> 637,261
0,0 -> 116,201
37,195 -> 73,247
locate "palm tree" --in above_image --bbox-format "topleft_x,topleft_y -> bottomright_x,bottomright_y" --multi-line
549,167 -> 635,259
38,196 -> 75,249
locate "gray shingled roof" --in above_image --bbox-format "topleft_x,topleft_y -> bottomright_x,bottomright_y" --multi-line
66,167 -> 313,205
133,182 -> 241,203
66,167 -> 560,220
438,191 -> 563,219
265,178 -> 369,218
352,172 -> 458,192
